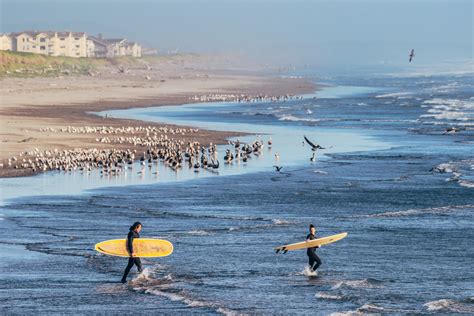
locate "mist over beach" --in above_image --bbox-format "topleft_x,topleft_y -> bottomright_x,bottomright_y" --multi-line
0,0 -> 473,315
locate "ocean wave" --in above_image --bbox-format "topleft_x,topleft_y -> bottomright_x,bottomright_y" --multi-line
330,303 -> 389,316
458,179 -> 474,188
315,291 -> 343,300
242,111 -> 273,117
131,268 -> 243,316
151,210 -> 267,222
331,278 -> 383,290
424,298 -> 474,313
313,170 -> 329,175
278,115 -> 321,123
227,218 -> 293,232
358,204 -> 474,218
420,98 -> 474,123
375,92 -> 412,99
431,160 -> 474,189
188,230 -> 212,236
271,218 -> 293,225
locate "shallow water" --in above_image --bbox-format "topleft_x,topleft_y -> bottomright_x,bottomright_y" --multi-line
1,72 -> 473,314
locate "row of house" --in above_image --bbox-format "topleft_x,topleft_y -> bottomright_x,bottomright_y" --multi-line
0,31 -> 142,58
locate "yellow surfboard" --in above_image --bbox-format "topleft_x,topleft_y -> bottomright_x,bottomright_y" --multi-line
95,238 -> 174,258
274,232 -> 348,254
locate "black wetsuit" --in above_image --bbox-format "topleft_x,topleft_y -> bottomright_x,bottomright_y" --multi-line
307,233 -> 322,272
121,230 -> 143,282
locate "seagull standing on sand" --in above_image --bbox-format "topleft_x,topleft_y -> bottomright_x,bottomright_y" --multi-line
304,135 -> 326,162
409,49 -> 415,62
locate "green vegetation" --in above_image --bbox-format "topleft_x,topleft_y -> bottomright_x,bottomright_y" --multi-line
0,51 -> 204,78
0,51 -> 106,77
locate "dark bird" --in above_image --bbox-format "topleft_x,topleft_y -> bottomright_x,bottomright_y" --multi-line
273,165 -> 283,172
409,49 -> 415,62
304,136 -> 326,162
304,136 -> 325,151
443,127 -> 458,135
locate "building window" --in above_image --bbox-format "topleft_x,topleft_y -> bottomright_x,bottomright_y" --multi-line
60,46 -> 66,48
76,52 -> 80,56
22,38 -> 25,42
32,45 -> 36,48
75,45 -> 80,48
74,37 -> 80,40
40,46 -> 46,50
40,38 -> 46,42
60,38 -> 65,41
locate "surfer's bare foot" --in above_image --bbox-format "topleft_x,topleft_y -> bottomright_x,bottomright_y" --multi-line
120,279 -> 127,284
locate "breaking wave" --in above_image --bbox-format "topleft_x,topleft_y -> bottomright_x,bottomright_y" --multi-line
357,204 -> 474,218
278,115 -> 320,123
130,268 -> 244,316
424,298 -> 474,313
315,291 -> 343,300
420,98 -> 474,123
331,278 -> 384,290
330,303 -> 390,316
375,92 -> 412,99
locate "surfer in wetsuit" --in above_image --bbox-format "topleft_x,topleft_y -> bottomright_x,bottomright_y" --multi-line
306,224 -> 322,272
121,222 -> 143,283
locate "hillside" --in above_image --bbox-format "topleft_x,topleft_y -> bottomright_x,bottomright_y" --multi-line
0,51 -> 203,78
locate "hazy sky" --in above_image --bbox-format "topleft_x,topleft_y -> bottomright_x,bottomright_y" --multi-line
1,0 -> 472,69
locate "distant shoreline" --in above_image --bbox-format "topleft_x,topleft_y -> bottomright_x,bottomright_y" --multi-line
0,60 -> 316,178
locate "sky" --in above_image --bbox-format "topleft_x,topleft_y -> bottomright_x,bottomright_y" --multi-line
1,0 -> 472,70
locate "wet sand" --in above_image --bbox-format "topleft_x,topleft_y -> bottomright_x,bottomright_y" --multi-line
0,67 -> 315,178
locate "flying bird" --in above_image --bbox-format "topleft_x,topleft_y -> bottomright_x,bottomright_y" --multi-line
304,136 -> 325,152
409,49 -> 415,62
304,136 -> 326,162
273,165 -> 283,172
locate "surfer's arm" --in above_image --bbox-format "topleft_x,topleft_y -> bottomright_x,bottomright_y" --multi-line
126,232 -> 135,256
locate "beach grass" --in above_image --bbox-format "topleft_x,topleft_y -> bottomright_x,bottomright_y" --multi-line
0,51 -> 194,78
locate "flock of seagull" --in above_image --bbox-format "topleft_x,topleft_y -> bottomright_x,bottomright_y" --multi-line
190,93 -> 303,103
2,121 -> 329,177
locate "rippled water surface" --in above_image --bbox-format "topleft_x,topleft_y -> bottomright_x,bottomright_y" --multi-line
1,72 -> 473,315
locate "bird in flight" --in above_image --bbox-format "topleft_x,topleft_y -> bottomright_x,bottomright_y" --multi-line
304,136 -> 327,162
409,49 -> 415,62
273,165 -> 283,172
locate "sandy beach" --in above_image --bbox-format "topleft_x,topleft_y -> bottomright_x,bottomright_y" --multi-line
0,61 -> 315,177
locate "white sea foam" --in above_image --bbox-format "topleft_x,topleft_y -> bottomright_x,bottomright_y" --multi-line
331,278 -> 383,290
272,218 -> 293,225
458,179 -> 474,188
302,266 -> 318,277
278,115 -> 320,123
330,303 -> 388,316
188,230 -> 212,236
424,298 -> 474,313
375,92 -> 412,99
315,291 -> 343,300
313,170 -> 329,175
361,204 -> 474,218
131,267 -> 243,316
420,98 -> 474,123
228,218 -> 292,232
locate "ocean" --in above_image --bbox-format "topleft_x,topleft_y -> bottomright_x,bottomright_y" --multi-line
1,70 -> 473,315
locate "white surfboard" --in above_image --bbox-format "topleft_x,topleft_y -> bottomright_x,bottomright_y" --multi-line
275,232 -> 348,254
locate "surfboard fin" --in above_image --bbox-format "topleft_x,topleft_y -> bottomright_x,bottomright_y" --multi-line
283,250 -> 288,254
275,249 -> 280,254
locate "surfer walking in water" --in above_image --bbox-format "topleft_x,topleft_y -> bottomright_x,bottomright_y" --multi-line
306,224 -> 322,272
121,222 -> 143,283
